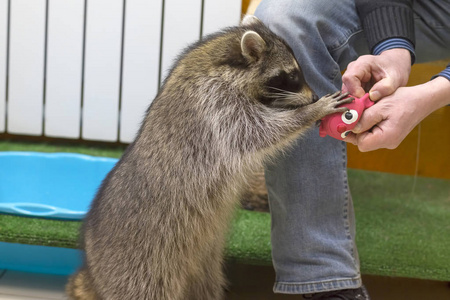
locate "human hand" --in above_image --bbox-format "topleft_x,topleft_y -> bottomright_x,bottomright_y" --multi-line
345,77 -> 450,152
342,48 -> 411,101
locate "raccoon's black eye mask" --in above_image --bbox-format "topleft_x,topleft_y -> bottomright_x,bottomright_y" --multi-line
266,69 -> 302,94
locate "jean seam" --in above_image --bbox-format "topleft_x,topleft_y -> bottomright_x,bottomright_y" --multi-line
328,28 -> 364,52
340,141 -> 358,268
329,62 -> 341,83
274,276 -> 362,294
275,276 -> 361,285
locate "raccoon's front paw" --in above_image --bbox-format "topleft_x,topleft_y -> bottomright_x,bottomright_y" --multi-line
319,91 -> 354,115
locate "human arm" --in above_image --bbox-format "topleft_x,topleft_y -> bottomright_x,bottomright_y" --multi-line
342,48 -> 412,100
336,0 -> 450,152
355,0 -> 415,53
342,0 -> 415,100
345,74 -> 450,152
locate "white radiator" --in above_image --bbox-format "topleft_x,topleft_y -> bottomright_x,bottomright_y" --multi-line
0,0 -> 242,143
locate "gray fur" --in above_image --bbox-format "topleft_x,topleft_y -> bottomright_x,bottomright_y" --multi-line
66,16 -> 352,300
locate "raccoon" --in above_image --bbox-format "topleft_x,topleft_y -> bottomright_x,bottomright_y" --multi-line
66,15 -> 353,300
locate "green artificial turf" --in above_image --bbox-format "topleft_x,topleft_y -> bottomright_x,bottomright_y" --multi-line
226,171 -> 450,281
350,170 -> 450,280
0,140 -> 449,281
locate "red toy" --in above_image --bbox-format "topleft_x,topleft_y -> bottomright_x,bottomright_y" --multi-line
319,93 -> 374,140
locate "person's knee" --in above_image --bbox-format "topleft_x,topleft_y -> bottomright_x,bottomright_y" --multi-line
254,0 -> 290,25
254,0 -> 337,28
254,0 -> 363,67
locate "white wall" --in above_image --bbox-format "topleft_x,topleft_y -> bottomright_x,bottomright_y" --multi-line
0,0 -> 242,143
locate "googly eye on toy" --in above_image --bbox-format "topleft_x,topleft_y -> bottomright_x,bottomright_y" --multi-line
319,93 -> 374,141
341,110 -> 358,124
341,130 -> 352,139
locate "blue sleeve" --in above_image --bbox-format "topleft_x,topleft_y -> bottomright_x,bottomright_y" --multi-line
372,37 -> 416,65
373,38 -> 449,82
431,64 -> 450,81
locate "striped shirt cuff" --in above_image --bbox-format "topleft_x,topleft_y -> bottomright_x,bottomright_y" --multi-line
431,64 -> 450,81
372,38 -> 416,65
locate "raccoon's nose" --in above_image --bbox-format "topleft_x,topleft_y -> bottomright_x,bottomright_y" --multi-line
312,94 -> 319,103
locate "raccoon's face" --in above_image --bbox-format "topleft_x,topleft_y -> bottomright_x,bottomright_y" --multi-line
239,16 -> 318,109
260,56 -> 318,109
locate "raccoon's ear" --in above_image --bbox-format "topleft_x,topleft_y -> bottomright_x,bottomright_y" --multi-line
241,30 -> 266,62
241,15 -> 263,26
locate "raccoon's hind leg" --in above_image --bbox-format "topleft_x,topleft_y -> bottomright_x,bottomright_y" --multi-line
66,268 -> 100,300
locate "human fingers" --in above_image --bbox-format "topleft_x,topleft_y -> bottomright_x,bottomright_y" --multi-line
341,127 -> 385,152
351,104 -> 385,134
342,132 -> 357,145
368,77 -> 396,101
342,59 -> 373,98
367,49 -> 411,100
353,126 -> 386,152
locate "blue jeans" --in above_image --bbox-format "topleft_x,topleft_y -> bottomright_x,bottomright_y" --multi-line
255,0 -> 450,294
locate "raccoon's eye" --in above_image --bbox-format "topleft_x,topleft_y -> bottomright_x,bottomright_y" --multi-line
288,70 -> 298,82
267,73 -> 283,89
266,69 -> 302,93
285,69 -> 301,92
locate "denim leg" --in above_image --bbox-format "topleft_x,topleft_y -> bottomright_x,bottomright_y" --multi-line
255,0 -> 367,294
256,0 -> 449,295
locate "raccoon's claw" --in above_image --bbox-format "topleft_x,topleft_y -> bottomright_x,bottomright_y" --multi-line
330,92 -> 354,112
333,92 -> 354,103
323,91 -> 352,102
316,91 -> 355,117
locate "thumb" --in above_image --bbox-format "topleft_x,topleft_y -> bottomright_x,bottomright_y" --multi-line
369,77 -> 396,101
352,105 -> 384,134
